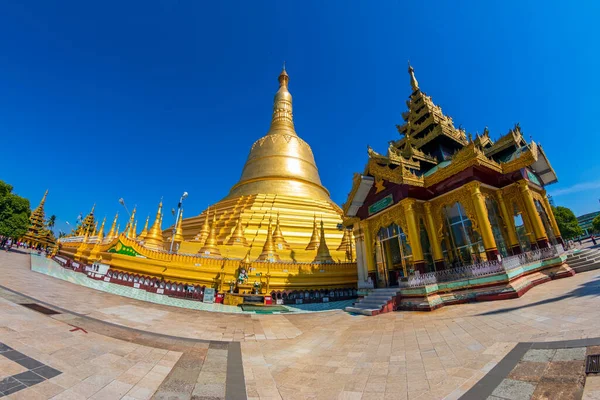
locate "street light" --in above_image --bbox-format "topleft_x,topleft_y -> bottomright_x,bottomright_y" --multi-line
170,192 -> 189,253
118,198 -> 131,217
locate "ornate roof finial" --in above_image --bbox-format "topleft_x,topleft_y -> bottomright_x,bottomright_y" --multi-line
144,199 -> 165,250
106,212 -> 118,240
272,212 -> 289,249
227,215 -> 248,246
314,218 -> 333,263
138,215 -> 150,241
258,217 -> 280,261
305,214 -> 320,250
173,208 -> 184,244
91,203 -> 96,215
269,64 -> 296,136
199,209 -> 221,256
408,61 -> 419,91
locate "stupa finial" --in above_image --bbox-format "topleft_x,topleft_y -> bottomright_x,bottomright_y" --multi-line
144,199 -> 165,250
408,61 -> 419,91
269,64 -> 295,136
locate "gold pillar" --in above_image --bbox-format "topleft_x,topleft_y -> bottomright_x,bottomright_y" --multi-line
424,202 -> 444,268
466,182 -> 498,259
518,181 -> 548,247
495,191 -> 520,253
541,191 -> 562,241
400,199 -> 425,273
362,221 -> 376,273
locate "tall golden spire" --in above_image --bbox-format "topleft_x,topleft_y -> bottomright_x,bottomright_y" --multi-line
227,216 -> 248,246
272,212 -> 289,249
408,61 -> 419,92
106,212 -> 118,240
336,228 -> 350,251
199,212 -> 221,256
131,219 -> 138,240
173,209 -> 184,244
97,217 -> 106,241
89,217 -> 106,260
138,215 -> 150,241
127,207 -> 137,238
269,64 -> 296,136
93,221 -> 98,236
305,214 -> 320,250
144,200 -> 165,250
225,66 -> 331,201
193,208 -> 211,244
258,218 -> 280,261
313,219 -> 333,263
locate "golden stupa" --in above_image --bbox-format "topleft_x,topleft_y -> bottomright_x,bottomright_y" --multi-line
171,66 -> 347,262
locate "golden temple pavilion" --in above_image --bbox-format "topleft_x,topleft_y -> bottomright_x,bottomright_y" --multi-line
21,190 -> 56,249
343,64 -> 563,289
57,67 -> 358,300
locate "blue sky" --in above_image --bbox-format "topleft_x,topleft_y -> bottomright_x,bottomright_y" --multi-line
1,1 -> 599,235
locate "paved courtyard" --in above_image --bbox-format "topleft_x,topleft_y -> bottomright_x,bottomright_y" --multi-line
1,250 -> 600,399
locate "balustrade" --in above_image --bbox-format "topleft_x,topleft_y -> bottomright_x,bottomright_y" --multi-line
401,243 -> 565,288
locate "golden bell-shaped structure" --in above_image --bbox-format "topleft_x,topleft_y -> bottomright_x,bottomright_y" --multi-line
313,220 -> 333,264
138,215 -> 150,241
145,200 -> 165,250
106,213 -> 118,241
199,213 -> 221,257
227,217 -> 248,246
305,214 -> 320,250
174,66 -> 346,262
193,208 -> 211,244
272,212 -> 289,250
225,66 -> 330,201
258,219 -> 280,262
172,209 -> 185,244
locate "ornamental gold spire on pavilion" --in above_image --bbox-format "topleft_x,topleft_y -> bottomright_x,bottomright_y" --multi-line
22,189 -> 55,248
144,200 -> 165,250
170,66 -> 348,262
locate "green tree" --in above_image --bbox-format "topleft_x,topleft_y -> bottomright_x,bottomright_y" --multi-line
0,181 -> 31,239
592,215 -> 600,233
46,214 -> 56,231
551,205 -> 583,239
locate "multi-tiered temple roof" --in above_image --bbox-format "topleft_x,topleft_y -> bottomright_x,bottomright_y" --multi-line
21,190 -> 55,248
344,64 -> 557,218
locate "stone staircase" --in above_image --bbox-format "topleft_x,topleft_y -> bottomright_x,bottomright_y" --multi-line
345,288 -> 400,316
567,247 -> 600,273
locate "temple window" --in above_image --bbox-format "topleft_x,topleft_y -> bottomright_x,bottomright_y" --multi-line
376,223 -> 412,287
534,200 -> 557,244
485,198 -> 509,257
513,203 -> 532,252
419,219 -> 435,272
441,202 -> 485,267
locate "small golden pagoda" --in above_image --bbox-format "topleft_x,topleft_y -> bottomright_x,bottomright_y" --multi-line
21,190 -> 55,248
76,205 -> 96,236
344,63 -> 564,289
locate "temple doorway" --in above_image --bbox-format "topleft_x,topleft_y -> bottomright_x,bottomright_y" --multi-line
375,224 -> 412,287
441,202 -> 485,267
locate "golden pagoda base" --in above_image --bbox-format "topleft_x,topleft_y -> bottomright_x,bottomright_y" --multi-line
58,235 -> 358,293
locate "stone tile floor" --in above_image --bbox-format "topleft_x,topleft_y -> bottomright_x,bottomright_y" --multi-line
2,250 -> 600,399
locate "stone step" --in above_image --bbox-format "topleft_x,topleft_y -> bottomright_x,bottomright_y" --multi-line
360,294 -> 395,300
572,261 -> 600,273
567,255 -> 600,266
344,306 -> 379,316
356,300 -> 390,308
351,302 -> 384,310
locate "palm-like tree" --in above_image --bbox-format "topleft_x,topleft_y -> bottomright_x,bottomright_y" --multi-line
47,215 -> 56,230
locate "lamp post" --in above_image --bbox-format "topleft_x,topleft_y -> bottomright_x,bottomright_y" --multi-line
170,192 -> 188,253
118,198 -> 131,217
